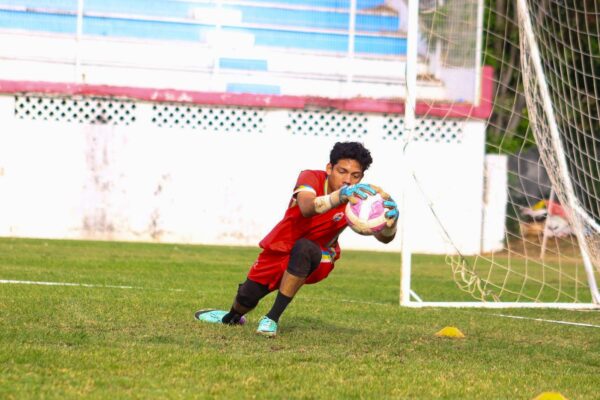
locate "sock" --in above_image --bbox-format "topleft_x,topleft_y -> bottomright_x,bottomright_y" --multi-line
265,292 -> 293,323
221,307 -> 243,324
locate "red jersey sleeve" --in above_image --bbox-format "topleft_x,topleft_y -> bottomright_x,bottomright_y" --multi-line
293,170 -> 324,197
259,169 -> 343,254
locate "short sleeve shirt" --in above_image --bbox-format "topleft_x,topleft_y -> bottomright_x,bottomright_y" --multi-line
258,170 -> 347,255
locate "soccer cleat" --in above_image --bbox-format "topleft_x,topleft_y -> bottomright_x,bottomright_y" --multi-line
194,309 -> 246,325
256,316 -> 278,337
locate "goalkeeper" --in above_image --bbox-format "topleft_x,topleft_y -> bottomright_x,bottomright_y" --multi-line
195,141 -> 398,337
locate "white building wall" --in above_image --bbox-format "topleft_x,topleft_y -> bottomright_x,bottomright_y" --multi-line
397,122 -> 487,254
0,95 -> 499,254
481,154 -> 508,253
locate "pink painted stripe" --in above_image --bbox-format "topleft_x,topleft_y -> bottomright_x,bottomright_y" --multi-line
0,66 -> 494,118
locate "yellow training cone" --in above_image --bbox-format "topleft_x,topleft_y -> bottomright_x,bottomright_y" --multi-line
532,392 -> 568,400
434,326 -> 465,338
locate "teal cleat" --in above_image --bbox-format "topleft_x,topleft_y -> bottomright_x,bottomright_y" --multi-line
256,316 -> 278,337
194,309 -> 246,325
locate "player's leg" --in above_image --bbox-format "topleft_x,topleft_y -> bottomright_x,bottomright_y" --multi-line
196,250 -> 281,325
195,278 -> 270,325
222,279 -> 270,323
258,238 -> 321,336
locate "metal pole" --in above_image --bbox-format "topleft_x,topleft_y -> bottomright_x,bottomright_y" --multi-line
213,0 -> 223,76
473,0 -> 485,105
540,189 -> 554,260
347,0 -> 357,84
400,0 -> 419,306
75,0 -> 84,82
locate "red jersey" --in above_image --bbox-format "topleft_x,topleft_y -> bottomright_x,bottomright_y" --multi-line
259,170 -> 347,256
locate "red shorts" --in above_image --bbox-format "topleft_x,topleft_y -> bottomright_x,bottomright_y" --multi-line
247,247 -> 339,291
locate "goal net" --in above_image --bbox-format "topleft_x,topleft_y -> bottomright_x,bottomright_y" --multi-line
403,0 -> 600,307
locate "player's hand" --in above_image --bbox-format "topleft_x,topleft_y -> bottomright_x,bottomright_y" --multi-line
383,197 -> 399,228
339,184 -> 377,204
370,184 -> 391,200
370,184 -> 399,227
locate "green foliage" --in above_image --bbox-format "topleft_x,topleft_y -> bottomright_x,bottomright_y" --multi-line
483,0 -> 532,155
483,0 -> 600,162
1,238 -> 599,399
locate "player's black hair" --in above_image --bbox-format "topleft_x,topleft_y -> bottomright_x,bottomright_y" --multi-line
329,141 -> 373,171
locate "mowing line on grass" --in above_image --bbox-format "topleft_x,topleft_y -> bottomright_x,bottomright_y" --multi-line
303,295 -> 600,329
0,279 -> 185,292
491,313 -> 600,329
2,280 -> 598,328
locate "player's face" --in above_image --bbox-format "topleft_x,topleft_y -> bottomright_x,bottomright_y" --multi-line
326,159 -> 364,192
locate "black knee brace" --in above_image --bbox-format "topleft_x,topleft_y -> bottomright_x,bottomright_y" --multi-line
287,238 -> 322,278
235,279 -> 270,309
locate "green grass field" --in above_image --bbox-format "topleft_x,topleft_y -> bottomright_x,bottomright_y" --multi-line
1,237 -> 599,399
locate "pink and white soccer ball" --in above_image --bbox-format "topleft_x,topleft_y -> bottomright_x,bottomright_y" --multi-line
345,193 -> 387,235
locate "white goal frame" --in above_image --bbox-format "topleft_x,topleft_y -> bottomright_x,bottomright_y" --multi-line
399,0 -> 600,309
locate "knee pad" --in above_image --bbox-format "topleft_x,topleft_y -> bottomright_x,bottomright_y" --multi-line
287,238 -> 322,278
235,279 -> 270,309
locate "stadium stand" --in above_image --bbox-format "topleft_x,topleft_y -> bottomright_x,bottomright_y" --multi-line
0,0 -> 447,99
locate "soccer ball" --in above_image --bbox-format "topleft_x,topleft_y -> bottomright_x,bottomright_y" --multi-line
345,193 -> 387,235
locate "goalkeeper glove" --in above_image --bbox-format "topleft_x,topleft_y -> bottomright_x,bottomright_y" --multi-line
369,185 -> 399,237
314,183 -> 376,213
339,184 -> 377,203
383,198 -> 399,227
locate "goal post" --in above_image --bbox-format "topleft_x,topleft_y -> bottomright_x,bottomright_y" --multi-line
399,0 -> 420,306
401,0 -> 600,308
516,0 -> 600,305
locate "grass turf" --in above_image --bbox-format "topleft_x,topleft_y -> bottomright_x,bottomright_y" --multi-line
0,237 -> 599,399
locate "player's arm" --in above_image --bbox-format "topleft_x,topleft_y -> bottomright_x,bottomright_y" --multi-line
296,190 -> 319,217
374,211 -> 398,243
297,184 -> 377,218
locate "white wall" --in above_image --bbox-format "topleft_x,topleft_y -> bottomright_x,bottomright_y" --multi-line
395,121 -> 487,254
481,155 -> 508,253
0,94 -> 503,254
